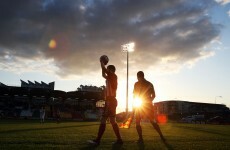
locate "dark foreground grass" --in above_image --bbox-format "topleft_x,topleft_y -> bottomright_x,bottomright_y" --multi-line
0,120 -> 229,150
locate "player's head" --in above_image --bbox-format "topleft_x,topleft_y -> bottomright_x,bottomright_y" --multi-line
137,71 -> 144,81
107,65 -> 116,73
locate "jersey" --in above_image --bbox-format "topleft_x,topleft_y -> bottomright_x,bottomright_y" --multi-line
133,79 -> 155,102
105,72 -> 117,98
134,79 -> 156,120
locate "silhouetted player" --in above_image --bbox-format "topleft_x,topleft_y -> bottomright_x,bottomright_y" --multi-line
88,60 -> 123,146
133,71 -> 165,143
56,108 -> 61,123
40,106 -> 45,123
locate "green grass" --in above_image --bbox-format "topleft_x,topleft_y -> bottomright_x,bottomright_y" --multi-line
0,120 -> 229,150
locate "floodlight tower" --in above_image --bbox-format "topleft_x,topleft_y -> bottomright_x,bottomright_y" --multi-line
121,42 -> 135,114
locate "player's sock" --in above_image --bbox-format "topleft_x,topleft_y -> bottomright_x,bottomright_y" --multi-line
96,123 -> 106,142
112,123 -> 122,140
151,121 -> 165,141
136,125 -> 143,140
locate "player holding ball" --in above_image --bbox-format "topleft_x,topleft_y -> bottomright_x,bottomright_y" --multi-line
88,55 -> 123,146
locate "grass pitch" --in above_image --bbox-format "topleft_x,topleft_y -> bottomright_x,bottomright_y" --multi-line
0,119 -> 229,150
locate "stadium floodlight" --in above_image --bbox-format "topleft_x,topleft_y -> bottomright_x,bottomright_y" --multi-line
121,42 -> 135,114
121,42 -> 135,52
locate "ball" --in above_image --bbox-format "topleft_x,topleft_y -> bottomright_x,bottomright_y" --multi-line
100,55 -> 109,65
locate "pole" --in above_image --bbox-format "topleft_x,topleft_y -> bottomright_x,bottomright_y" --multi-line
126,51 -> 129,114
121,42 -> 135,114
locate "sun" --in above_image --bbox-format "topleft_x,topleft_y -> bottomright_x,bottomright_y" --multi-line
116,79 -> 143,112
133,97 -> 142,108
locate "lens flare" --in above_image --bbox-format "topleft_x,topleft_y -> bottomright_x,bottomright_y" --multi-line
133,97 -> 142,108
157,114 -> 168,124
49,39 -> 57,49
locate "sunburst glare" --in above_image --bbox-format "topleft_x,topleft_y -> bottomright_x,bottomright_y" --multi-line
133,97 -> 142,108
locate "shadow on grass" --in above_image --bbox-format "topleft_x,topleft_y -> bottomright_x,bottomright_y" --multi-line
0,123 -> 100,135
112,143 -> 123,150
79,145 -> 99,150
163,140 -> 174,150
137,142 -> 145,150
136,140 -> 174,150
78,142 -> 124,150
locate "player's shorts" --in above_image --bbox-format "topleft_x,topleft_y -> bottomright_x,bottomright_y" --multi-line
135,101 -> 155,121
102,96 -> 117,118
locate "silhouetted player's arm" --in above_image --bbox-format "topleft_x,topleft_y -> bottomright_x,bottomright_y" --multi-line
150,83 -> 156,101
100,61 -> 109,79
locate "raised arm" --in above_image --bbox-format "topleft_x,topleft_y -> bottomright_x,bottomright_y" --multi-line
100,61 -> 109,79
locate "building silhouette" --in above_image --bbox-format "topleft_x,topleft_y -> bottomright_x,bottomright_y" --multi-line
154,100 -> 230,120
1,81 -> 229,121
0,81 -> 104,120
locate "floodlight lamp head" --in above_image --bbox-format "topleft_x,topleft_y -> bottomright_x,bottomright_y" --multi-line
121,42 -> 135,52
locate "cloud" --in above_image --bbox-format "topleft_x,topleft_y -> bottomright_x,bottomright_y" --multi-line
0,47 -> 59,75
228,10 -> 230,17
0,0 -> 222,78
215,0 -> 230,5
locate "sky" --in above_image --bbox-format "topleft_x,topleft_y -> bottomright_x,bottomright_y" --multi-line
0,0 -> 230,112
